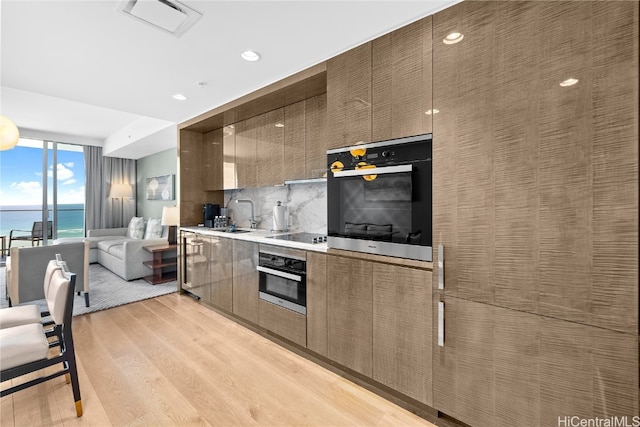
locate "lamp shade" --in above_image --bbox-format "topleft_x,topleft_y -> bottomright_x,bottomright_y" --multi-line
109,183 -> 133,199
0,115 -> 20,151
161,206 -> 179,226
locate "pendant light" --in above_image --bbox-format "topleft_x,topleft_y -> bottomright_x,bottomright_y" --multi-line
0,115 -> 20,151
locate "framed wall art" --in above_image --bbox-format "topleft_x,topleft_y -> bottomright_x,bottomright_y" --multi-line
146,174 -> 174,200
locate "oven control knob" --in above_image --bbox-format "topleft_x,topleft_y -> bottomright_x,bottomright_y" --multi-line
382,150 -> 390,157
313,237 -> 318,244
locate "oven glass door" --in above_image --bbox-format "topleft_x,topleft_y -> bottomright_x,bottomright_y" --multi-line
328,162 -> 431,247
258,266 -> 306,315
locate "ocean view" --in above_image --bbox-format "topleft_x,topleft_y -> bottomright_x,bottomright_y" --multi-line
0,204 -> 84,239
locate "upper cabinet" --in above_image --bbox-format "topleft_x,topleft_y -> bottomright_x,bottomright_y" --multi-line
256,108 -> 285,187
283,101 -> 306,182
223,125 -> 237,190
203,128 -> 223,191
372,16 -> 433,140
432,1 -> 638,334
235,116 -> 258,189
327,42 -> 372,149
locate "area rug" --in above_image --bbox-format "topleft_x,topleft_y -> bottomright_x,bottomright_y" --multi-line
0,263 -> 177,316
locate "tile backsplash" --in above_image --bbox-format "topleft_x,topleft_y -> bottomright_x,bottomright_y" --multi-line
224,182 -> 327,234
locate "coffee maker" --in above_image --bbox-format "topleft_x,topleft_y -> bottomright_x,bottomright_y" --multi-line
203,203 -> 220,228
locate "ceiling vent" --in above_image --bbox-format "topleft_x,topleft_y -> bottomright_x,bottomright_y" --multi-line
117,0 -> 202,37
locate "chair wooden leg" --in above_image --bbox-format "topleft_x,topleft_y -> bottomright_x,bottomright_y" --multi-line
75,400 -> 83,417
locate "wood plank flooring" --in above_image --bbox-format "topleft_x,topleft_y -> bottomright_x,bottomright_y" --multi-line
1,293 -> 437,427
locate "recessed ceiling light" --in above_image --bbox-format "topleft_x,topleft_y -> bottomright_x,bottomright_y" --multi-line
275,123 -> 284,128
425,109 -> 440,115
173,94 -> 188,101
443,32 -> 464,45
241,50 -> 261,62
559,78 -> 579,87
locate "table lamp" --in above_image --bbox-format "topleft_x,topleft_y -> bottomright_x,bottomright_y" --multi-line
161,206 -> 179,245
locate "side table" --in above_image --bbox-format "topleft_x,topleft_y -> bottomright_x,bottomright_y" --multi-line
142,243 -> 178,285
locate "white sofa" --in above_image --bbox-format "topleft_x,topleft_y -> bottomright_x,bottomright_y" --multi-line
86,226 -> 168,281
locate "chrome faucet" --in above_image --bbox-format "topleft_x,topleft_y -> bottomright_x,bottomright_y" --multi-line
235,199 -> 257,229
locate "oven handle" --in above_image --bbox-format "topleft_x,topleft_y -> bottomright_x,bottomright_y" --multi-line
257,266 -> 303,282
332,164 -> 412,178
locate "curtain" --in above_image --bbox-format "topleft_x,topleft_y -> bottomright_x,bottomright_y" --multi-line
84,146 -> 103,232
84,146 -> 137,231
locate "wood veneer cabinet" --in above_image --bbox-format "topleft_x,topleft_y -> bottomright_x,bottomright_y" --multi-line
327,42 -> 372,149
232,239 -> 259,324
432,1 -> 638,333
326,255 -> 373,376
222,125 -> 236,189
180,231 -> 210,301
372,16 -> 433,141
235,116 -> 258,189
306,251 -> 327,356
208,235 -> 233,312
433,296 -> 638,427
304,94 -> 327,179
258,300 -> 306,347
256,108 -> 284,187
372,264 -> 432,405
283,100 -> 306,181
203,128 -> 223,191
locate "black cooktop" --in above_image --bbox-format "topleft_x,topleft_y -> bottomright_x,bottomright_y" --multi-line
266,232 -> 327,244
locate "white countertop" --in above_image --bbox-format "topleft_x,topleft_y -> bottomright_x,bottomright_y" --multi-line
179,226 -> 328,253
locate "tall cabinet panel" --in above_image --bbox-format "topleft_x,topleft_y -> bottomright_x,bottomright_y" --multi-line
326,42 -> 372,149
256,108 -> 284,187
433,296 -> 638,427
326,255 -> 373,376
235,116 -> 258,189
372,16 -> 433,141
306,251 -> 327,356
433,0 -> 638,332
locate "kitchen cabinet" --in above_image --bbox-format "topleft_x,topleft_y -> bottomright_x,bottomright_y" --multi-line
258,300 -> 306,347
433,296 -> 638,427
256,108 -> 284,187
203,128 -> 223,191
283,100 -> 306,182
327,42 -> 372,150
223,125 -> 237,189
326,255 -> 373,376
304,94 -> 327,179
232,239 -> 259,324
372,16 -> 433,141
180,231 -> 210,301
235,116 -> 258,189
432,1 -> 638,333
306,251 -> 327,356
372,264 -> 432,405
208,235 -> 233,312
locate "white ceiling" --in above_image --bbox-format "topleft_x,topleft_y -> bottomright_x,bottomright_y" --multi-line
1,0 -> 458,159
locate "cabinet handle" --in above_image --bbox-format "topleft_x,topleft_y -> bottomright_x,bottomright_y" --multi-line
438,301 -> 445,347
438,244 -> 444,290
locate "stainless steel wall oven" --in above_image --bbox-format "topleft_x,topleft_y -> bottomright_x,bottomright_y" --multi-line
257,247 -> 307,315
327,133 -> 432,261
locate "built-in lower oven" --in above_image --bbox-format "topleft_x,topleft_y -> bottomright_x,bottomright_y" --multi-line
327,133 -> 432,261
257,247 -> 306,315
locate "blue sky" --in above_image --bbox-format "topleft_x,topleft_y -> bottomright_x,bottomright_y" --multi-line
0,139 -> 85,206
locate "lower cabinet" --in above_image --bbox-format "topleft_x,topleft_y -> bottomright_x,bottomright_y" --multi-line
208,236 -> 233,312
373,264 -> 432,405
433,296 -> 639,427
306,252 -> 328,356
327,255 -> 373,377
258,300 -> 306,347
181,232 -> 210,301
232,240 -> 259,323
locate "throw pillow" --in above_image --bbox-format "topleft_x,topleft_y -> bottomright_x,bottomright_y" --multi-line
144,218 -> 163,239
127,217 -> 145,239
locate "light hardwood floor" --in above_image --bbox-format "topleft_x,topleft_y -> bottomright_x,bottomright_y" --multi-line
1,293 -> 437,427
